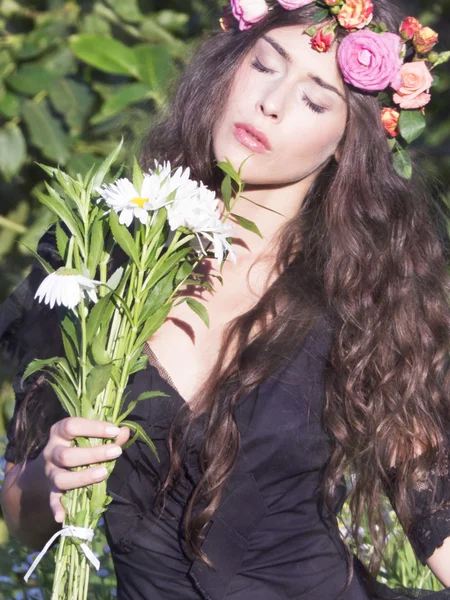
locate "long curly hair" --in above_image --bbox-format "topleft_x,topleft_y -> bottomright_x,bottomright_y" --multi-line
141,0 -> 450,584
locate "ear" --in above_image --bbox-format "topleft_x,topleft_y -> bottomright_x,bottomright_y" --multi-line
334,147 -> 342,163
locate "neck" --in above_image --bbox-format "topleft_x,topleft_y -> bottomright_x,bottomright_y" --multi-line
223,175 -> 313,263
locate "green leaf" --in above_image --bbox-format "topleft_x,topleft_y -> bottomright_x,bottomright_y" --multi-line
106,0 -> 144,23
117,390 -> 169,423
138,268 -> 176,325
69,34 -> 140,78
145,247 -> 191,288
20,243 -> 56,275
106,266 -> 125,292
48,381 -> 77,418
21,357 -> 60,386
60,312 -> 80,370
22,99 -> 70,164
109,210 -> 140,265
231,213 -> 263,239
6,65 -> 60,96
312,8 -> 329,22
133,44 -> 175,93
90,336 -> 112,366
133,304 -> 171,352
132,156 -> 144,194
240,195 -> 285,217
86,364 -> 113,403
86,291 -> 116,339
91,83 -> 151,124
398,110 -> 426,144
0,91 -> 21,119
216,160 -> 241,184
87,218 -> 104,277
186,298 -> 210,328
392,149 -> 412,180
221,175 -> 232,212
49,78 -> 95,135
129,353 -> 149,375
55,221 -> 69,260
90,138 -> 124,193
120,419 -> 159,460
0,122 -> 26,179
34,188 -> 82,242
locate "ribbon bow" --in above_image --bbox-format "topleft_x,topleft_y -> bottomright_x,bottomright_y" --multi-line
24,525 -> 100,583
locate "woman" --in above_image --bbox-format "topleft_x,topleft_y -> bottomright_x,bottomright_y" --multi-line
2,0 -> 450,598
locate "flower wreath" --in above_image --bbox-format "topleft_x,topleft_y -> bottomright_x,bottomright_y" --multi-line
220,0 -> 450,179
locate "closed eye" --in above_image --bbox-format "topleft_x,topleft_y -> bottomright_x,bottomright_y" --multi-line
301,93 -> 326,115
251,57 -> 275,74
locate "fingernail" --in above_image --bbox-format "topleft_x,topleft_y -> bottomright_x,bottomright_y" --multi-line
105,426 -> 120,436
93,466 -> 108,480
106,446 -> 122,458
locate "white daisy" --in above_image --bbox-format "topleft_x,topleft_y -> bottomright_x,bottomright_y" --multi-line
96,162 -> 198,228
167,183 -> 236,265
35,269 -> 100,310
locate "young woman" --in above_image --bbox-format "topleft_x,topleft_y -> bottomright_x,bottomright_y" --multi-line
2,1 -> 450,598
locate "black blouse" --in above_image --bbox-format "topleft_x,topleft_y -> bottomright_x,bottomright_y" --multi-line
2,231 -> 450,600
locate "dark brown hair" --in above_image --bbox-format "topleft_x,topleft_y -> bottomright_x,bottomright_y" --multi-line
12,0 -> 450,591
142,0 -> 450,585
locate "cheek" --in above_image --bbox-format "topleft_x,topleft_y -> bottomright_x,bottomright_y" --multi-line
286,110 -> 346,165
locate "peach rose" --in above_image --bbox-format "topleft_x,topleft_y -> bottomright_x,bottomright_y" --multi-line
337,0 -> 374,30
399,17 -> 422,40
381,107 -> 400,137
392,61 -> 434,109
413,26 -> 439,54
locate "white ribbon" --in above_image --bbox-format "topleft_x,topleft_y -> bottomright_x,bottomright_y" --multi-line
24,525 -> 100,583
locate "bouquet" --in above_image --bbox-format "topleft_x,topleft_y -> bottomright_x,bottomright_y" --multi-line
21,141 -> 258,599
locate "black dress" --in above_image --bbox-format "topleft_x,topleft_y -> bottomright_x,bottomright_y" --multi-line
2,232 -> 450,600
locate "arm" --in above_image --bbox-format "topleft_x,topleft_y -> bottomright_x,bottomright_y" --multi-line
426,538 -> 450,587
1,417 -> 129,550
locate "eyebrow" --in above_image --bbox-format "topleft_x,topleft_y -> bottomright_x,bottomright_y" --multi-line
261,35 -> 346,101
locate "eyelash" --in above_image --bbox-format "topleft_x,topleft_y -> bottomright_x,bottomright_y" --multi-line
251,58 -> 327,115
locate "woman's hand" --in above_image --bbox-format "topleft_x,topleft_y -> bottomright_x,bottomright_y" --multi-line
42,417 -> 130,523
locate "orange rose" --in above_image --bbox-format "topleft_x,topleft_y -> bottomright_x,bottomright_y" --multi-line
381,107 -> 400,137
337,0 -> 374,30
392,61 -> 434,110
413,26 -> 439,54
399,17 -> 421,40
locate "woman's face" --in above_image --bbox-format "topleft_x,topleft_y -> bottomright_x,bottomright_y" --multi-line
213,25 -> 348,186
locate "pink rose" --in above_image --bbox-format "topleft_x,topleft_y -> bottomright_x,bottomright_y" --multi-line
392,61 -> 434,109
230,0 -> 269,30
277,0 -> 316,8
337,30 -> 403,92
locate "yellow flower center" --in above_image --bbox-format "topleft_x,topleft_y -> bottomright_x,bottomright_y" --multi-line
131,197 -> 147,209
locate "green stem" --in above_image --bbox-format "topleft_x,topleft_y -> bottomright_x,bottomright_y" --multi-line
0,215 -> 27,234
80,300 -> 87,399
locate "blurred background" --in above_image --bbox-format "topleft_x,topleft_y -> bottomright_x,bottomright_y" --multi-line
0,0 -> 448,597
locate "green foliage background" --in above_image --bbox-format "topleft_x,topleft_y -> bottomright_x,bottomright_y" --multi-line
0,0 -> 449,596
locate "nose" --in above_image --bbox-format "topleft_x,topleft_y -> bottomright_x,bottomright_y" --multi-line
258,83 -> 287,122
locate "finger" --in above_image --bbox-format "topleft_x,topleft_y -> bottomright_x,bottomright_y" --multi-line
51,443 -> 122,469
53,417 -> 121,443
116,426 -> 131,446
49,490 -> 65,523
50,464 -> 109,492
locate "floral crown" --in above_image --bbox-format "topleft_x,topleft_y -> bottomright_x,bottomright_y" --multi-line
221,0 -> 450,179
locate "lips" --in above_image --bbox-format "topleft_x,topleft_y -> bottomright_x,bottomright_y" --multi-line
233,122 -> 271,153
